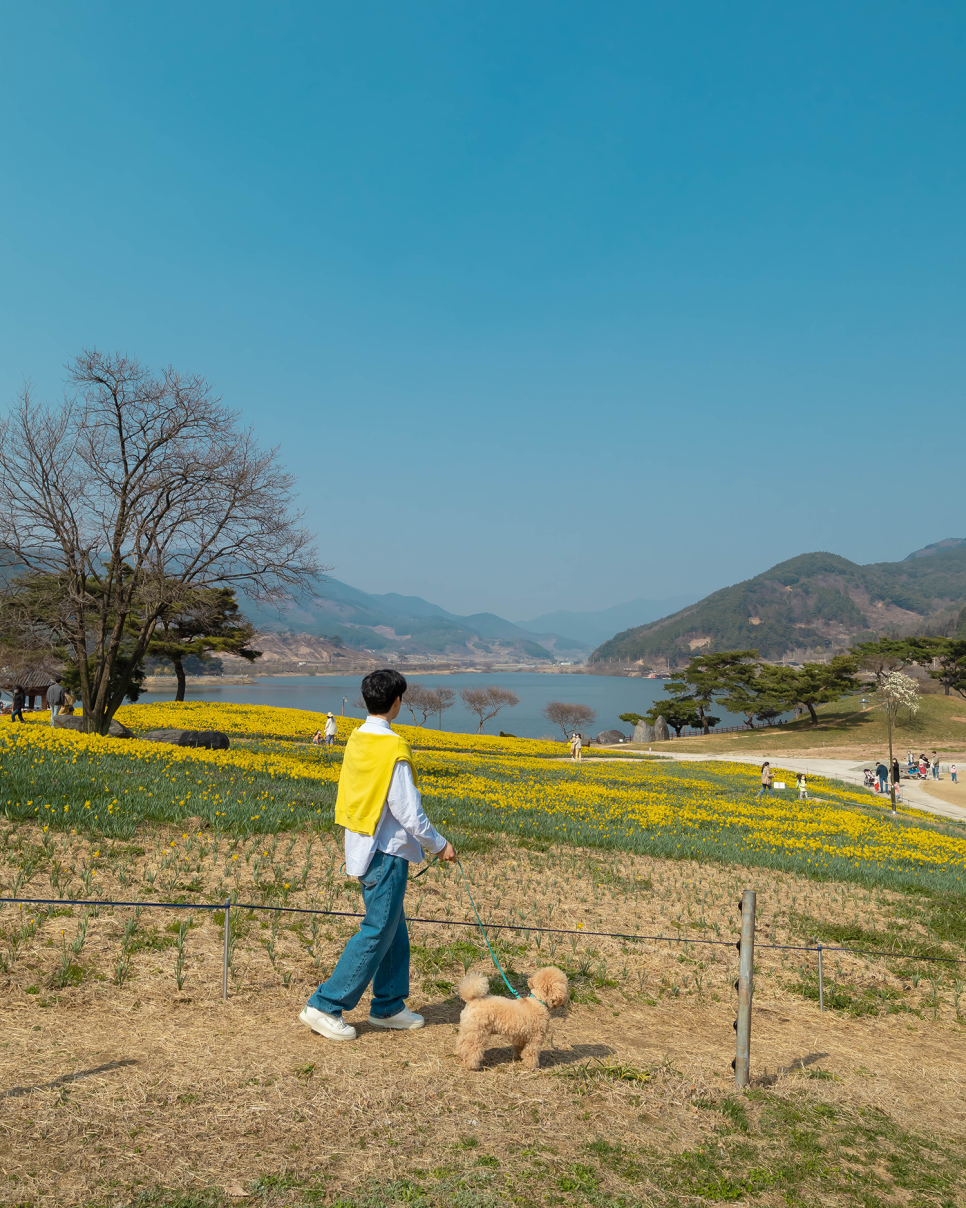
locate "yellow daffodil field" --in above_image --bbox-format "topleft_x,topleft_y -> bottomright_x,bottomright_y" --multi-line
1,701 -> 964,895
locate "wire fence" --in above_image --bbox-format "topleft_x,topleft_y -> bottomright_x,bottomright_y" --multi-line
2,893 -> 964,973
4,890 -> 963,1089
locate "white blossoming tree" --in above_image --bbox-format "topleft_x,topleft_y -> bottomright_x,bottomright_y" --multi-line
874,671 -> 921,720
871,671 -> 921,811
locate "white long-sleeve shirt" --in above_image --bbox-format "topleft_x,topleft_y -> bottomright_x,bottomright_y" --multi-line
342,715 -> 447,876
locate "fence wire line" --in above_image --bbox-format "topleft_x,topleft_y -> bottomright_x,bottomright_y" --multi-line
1,894 -> 964,965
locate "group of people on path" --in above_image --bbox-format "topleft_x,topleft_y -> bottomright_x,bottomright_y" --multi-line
903,751 -> 956,783
862,753 -> 959,790
4,677 -> 73,724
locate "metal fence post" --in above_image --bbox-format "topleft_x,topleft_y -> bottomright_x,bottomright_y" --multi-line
734,889 -> 756,1088
222,899 -> 231,1002
817,943 -> 824,1012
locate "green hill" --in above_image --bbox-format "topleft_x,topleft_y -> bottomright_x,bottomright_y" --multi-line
592,542 -> 966,667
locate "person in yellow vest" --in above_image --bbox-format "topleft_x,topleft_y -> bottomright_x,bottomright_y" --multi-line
299,669 -> 456,1042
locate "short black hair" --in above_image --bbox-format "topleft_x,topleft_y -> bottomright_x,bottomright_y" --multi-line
361,669 -> 408,715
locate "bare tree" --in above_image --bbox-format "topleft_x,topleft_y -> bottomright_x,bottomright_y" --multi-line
402,683 -> 438,727
0,350 -> 321,734
428,686 -> 456,730
541,700 -> 597,740
459,686 -> 520,734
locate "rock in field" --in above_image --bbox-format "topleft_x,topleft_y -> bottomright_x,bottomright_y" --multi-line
139,728 -> 230,750
652,715 -> 671,741
595,729 -> 628,745
53,715 -> 134,739
633,721 -> 655,743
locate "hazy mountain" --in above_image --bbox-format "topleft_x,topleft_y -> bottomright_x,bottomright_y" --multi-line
241,578 -> 591,663
591,544 -> 966,666
517,596 -> 700,648
904,537 -> 966,560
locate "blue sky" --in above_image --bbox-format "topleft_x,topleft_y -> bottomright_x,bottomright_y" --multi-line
2,2 -> 964,619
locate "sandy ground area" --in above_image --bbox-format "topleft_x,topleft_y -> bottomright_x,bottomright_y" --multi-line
3,969 -> 966,1205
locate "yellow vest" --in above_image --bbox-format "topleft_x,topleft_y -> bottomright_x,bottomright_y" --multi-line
334,729 -> 418,836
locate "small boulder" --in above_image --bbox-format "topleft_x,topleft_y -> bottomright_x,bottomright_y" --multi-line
139,729 -> 230,750
633,721 -> 655,743
595,729 -> 628,745
653,715 -> 671,741
53,715 -> 134,739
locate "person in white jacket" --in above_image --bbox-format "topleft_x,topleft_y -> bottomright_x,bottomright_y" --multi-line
323,712 -> 338,746
300,670 -> 456,1043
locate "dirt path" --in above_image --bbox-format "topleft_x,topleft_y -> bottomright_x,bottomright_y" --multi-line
3,972 -> 965,1204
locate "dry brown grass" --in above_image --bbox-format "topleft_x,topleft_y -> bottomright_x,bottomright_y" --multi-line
2,823 -> 966,1205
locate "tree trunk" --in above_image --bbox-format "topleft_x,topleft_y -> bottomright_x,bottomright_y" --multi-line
173,656 -> 187,702
806,702 -> 819,724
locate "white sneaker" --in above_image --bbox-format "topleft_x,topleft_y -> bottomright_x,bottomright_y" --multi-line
368,1006 -> 425,1030
299,1006 -> 357,1041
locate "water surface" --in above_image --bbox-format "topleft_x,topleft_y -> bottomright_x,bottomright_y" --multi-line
138,672 -> 754,740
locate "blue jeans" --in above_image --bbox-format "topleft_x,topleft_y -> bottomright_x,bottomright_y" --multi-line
307,850 -> 410,1019
755,784 -> 771,799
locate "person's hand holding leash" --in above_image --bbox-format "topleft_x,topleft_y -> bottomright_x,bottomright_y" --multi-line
439,841 -> 457,863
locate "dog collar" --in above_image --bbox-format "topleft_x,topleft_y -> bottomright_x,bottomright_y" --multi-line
529,993 -> 548,1008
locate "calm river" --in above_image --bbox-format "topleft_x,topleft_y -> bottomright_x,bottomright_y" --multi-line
138,672 -> 753,740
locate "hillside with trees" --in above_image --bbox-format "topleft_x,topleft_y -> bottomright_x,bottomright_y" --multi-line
591,543 -> 966,668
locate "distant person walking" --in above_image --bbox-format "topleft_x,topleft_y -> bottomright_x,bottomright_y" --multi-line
796,773 -> 808,800
324,712 -> 338,746
876,761 -> 889,793
892,759 -> 900,788
932,751 -> 940,780
952,763 -> 958,784
47,678 -> 65,725
9,685 -> 25,723
571,731 -> 583,762
62,689 -> 75,716
756,762 -> 773,799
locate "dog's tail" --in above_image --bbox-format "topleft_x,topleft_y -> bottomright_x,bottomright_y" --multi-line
457,973 -> 490,1002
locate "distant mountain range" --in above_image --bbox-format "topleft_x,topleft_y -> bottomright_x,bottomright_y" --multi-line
242,578 -> 591,664
516,596 -> 700,648
591,540 -> 966,666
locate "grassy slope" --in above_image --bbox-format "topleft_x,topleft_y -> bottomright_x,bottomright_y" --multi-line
5,707 -> 966,900
4,708 -> 966,1205
634,691 -> 966,756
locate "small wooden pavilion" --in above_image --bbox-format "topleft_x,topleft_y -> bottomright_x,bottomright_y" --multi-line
0,670 -> 59,711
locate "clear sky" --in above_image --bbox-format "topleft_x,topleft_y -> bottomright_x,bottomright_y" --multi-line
2,3 -> 964,620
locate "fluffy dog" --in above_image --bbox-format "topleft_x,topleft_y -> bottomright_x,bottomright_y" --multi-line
455,967 -> 569,1070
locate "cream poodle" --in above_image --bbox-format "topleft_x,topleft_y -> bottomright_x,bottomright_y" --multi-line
455,967 -> 569,1070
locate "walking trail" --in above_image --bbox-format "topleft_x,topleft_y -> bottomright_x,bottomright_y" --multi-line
582,750 -> 966,824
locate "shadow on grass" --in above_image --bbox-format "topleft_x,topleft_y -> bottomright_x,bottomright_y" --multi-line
2,1056 -> 139,1098
753,1050 -> 829,1088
